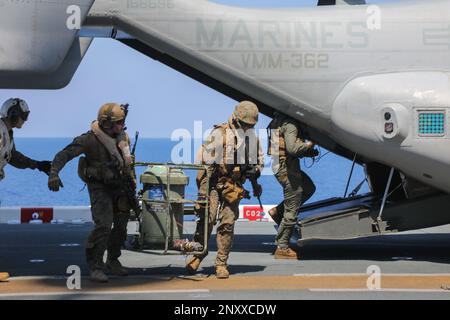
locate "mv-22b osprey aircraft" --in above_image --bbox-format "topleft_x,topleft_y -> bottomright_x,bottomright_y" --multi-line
1,0 -> 450,245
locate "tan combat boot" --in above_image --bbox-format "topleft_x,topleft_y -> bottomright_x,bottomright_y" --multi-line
186,256 -> 202,275
215,265 -> 230,279
90,269 -> 109,283
274,247 -> 298,260
0,272 -> 9,282
105,259 -> 128,276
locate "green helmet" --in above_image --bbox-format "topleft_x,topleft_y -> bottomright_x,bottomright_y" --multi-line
233,101 -> 259,125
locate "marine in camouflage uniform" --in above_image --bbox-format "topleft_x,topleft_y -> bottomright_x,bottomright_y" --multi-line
48,103 -> 134,283
186,101 -> 264,279
0,98 -> 52,282
268,112 -> 317,259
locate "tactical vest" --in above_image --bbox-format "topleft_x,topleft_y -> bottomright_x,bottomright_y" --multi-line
77,131 -> 130,184
0,119 -> 13,179
196,122 -> 250,186
277,130 -> 287,160
267,118 -> 287,160
214,122 -> 253,183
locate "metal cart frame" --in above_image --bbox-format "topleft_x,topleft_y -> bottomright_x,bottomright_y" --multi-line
134,162 -> 211,256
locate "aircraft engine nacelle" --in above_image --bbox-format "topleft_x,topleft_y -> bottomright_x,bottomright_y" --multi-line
0,1 -> 94,89
0,0 -> 94,74
331,71 -> 450,193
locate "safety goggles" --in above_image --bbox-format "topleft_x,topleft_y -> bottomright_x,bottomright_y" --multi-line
113,119 -> 125,126
237,119 -> 255,129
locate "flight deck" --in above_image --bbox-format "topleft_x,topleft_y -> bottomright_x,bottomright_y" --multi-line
1,221 -> 450,300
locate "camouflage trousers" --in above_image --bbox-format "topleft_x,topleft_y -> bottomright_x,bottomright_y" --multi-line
273,158 -> 316,248
86,183 -> 131,271
193,179 -> 240,267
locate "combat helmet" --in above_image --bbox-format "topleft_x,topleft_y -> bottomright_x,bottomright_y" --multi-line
97,103 -> 126,129
233,101 -> 259,126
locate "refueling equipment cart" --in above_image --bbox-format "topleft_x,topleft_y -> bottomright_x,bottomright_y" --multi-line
127,162 -> 211,257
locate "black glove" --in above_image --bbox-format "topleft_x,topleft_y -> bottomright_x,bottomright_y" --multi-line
310,148 -> 319,157
247,166 -> 261,179
253,183 -> 263,198
304,148 -> 319,158
36,161 -> 52,175
48,173 -> 64,192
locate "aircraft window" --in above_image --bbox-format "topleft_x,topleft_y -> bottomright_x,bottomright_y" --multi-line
418,112 -> 445,137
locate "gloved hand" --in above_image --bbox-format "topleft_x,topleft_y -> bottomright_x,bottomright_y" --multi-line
310,148 -> 319,157
36,161 -> 52,175
246,166 -> 261,179
253,183 -> 263,198
48,173 -> 63,192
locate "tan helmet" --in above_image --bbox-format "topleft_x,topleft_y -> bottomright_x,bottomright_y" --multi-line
97,103 -> 125,128
233,101 -> 259,125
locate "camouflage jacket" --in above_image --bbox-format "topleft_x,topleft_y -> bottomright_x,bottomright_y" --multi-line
50,130 -> 132,183
195,117 -> 264,187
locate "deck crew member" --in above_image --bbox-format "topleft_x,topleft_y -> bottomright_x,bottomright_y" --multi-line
0,98 -> 52,282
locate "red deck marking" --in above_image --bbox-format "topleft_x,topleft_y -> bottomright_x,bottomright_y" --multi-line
243,206 -> 264,221
21,208 -> 54,223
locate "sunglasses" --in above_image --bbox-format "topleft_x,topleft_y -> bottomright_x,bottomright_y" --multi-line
237,119 -> 254,129
114,119 -> 125,126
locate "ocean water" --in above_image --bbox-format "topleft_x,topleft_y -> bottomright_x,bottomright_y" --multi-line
0,138 -> 370,207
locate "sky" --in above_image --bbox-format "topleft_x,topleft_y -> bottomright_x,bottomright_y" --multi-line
1,0 -> 394,138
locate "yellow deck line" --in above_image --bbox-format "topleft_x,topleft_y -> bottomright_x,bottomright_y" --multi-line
1,274 -> 450,295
